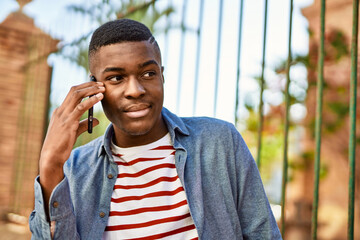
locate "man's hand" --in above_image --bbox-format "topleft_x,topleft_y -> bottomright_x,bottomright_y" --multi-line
39,81 -> 105,219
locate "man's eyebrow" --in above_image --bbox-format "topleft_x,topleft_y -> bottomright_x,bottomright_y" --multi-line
102,67 -> 125,74
101,60 -> 159,73
139,60 -> 159,69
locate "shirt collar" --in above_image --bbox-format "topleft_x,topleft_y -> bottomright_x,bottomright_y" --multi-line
98,124 -> 115,158
161,107 -> 189,136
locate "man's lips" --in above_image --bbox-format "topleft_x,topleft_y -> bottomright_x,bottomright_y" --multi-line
123,104 -> 151,118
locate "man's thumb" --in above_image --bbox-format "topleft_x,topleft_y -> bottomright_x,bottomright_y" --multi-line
76,118 -> 100,137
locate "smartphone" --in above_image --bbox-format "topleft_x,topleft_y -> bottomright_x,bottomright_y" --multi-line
88,76 -> 96,133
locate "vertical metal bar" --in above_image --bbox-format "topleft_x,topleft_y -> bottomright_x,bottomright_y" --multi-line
213,0 -> 224,117
192,0 -> 204,115
163,0 -> 172,69
235,0 -> 244,124
281,0 -> 294,238
311,0 -> 326,239
256,0 -> 268,169
348,0 -> 358,238
176,0 -> 188,113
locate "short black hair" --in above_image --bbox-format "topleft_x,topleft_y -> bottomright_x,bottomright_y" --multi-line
88,19 -> 160,59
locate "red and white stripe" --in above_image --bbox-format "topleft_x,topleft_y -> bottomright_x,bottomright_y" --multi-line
102,134 -> 198,240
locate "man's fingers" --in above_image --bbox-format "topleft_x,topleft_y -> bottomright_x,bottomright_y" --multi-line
62,82 -> 105,113
71,93 -> 104,121
77,118 -> 100,138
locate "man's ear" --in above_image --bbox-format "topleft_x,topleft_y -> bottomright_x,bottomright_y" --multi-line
161,66 -> 165,84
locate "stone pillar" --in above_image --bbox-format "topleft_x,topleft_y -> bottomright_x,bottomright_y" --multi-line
0,0 -> 58,218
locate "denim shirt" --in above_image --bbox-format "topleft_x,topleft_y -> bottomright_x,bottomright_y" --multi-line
29,108 -> 282,240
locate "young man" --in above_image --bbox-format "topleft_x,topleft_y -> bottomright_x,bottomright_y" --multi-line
29,19 -> 282,239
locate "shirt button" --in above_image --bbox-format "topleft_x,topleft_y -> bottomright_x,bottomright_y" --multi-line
99,212 -> 106,218
53,201 -> 59,208
107,174 -> 114,179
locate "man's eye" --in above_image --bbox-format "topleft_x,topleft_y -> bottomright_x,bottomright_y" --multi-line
108,76 -> 124,82
142,71 -> 156,78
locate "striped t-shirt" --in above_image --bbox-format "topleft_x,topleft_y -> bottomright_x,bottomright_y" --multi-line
102,133 -> 198,240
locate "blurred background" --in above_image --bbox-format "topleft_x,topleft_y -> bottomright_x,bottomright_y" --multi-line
0,0 -> 359,239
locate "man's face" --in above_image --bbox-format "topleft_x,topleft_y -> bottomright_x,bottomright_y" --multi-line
90,41 -> 166,147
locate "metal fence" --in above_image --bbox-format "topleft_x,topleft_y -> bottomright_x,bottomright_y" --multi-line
160,0 -> 358,239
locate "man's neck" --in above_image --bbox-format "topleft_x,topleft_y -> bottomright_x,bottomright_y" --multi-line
112,118 -> 168,148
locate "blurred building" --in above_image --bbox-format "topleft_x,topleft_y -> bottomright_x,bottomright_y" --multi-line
0,0 -> 58,221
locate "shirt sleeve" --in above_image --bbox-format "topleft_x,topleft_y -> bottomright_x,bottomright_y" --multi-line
233,127 -> 282,239
29,176 -> 80,240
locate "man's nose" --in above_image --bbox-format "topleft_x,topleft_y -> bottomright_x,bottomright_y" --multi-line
124,77 -> 146,99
